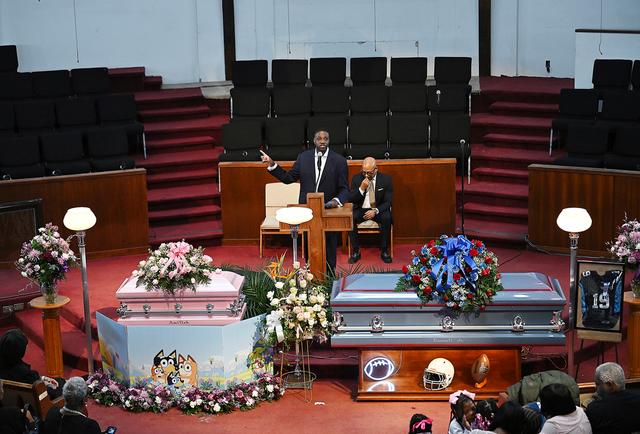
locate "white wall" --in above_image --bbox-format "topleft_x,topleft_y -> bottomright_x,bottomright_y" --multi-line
575,32 -> 640,88
492,0 -> 640,78
235,0 -> 480,77
0,0 -> 226,84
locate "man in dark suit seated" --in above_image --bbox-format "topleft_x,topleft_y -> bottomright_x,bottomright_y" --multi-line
348,157 -> 393,264
260,130 -> 349,273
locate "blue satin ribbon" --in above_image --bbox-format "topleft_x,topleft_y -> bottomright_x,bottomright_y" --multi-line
429,235 -> 479,292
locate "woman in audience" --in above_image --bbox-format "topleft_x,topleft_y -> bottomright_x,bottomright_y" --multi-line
539,383 -> 591,434
0,379 -> 28,434
0,328 -> 62,398
42,377 -> 102,434
409,413 -> 433,434
449,392 -> 477,433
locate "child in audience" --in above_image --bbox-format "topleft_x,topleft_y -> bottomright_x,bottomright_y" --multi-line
474,398 -> 499,430
409,413 -> 433,434
449,390 -> 477,434
539,383 -> 591,434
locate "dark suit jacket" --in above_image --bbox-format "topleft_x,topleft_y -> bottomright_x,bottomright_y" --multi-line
349,171 -> 393,213
269,148 -> 349,205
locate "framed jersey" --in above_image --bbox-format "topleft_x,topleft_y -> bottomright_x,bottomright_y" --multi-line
576,260 -> 625,341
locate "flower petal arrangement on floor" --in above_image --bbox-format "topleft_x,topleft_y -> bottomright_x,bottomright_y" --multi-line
396,235 -> 503,314
87,371 -> 284,414
132,241 -> 216,295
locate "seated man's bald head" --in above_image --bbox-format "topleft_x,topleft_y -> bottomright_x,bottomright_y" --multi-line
362,157 -> 377,172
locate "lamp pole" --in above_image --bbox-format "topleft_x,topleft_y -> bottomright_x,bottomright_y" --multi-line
290,224 -> 300,264
77,230 -> 93,374
567,231 -> 579,378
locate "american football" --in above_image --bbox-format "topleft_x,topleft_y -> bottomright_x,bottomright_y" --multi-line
471,353 -> 490,388
363,356 -> 395,381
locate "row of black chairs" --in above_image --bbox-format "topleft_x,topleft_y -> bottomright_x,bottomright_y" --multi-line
0,68 -> 112,100
592,59 -> 640,92
554,124 -> 640,170
550,88 -> 640,154
232,56 -> 471,88
0,128 -> 135,180
221,113 -> 470,165
0,45 -> 18,73
0,94 -> 144,153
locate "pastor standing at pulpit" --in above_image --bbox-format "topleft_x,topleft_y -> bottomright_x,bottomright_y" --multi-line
347,157 -> 393,264
260,130 -> 349,273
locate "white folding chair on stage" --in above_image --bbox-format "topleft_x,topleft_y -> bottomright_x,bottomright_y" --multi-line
260,182 -> 302,258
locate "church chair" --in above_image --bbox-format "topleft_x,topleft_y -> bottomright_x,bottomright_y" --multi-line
550,88 -> 599,155
430,113 -> 471,180
14,100 -> 56,134
389,84 -> 427,116
32,70 -> 72,99
603,126 -> 640,171
0,102 -> 16,137
388,114 -> 428,159
271,86 -> 311,118
86,127 -> 135,172
390,57 -> 427,85
71,67 -> 111,95
0,72 -> 33,100
259,182 -> 302,257
232,60 -> 268,88
554,124 -> 609,168
0,135 -> 45,180
347,220 -> 394,259
347,114 -> 389,160
350,57 -> 387,86
427,84 -> 470,114
434,56 -> 472,86
350,85 -> 388,116
41,131 -> 91,176
597,91 -> 640,127
265,117 -> 307,161
311,86 -> 350,117
1,379 -> 64,420
271,59 -> 308,87
632,60 -> 640,91
96,93 -> 144,154
219,120 -> 263,162
0,45 -> 18,73
592,59 -> 633,92
309,57 -> 346,87
55,97 -> 98,132
306,115 -> 348,156
230,87 -> 271,119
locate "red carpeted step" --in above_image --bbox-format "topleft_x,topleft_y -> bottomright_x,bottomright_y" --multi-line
135,87 -> 203,104
147,182 -> 219,204
472,113 -> 552,130
464,201 -> 528,219
136,148 -> 222,169
14,307 -> 101,372
149,204 -> 221,222
472,143 -> 556,170
138,104 -> 212,122
143,75 -> 162,90
143,114 -> 229,140
146,166 -> 217,185
457,178 -> 528,208
206,98 -> 231,116
458,217 -> 528,245
472,166 -> 528,184
108,66 -> 145,77
149,219 -> 223,245
483,132 -> 550,151
145,135 -> 215,152
489,101 -> 559,117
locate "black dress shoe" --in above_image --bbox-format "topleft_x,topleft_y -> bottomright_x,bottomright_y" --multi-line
381,251 -> 392,263
348,251 -> 361,264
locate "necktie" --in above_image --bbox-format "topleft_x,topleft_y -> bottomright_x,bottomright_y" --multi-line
368,181 -> 376,208
315,153 -> 323,191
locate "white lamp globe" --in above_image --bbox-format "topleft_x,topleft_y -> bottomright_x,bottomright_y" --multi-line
556,208 -> 592,233
275,207 -> 313,225
63,207 -> 97,231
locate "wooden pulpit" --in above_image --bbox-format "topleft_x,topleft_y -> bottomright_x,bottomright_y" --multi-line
280,192 -> 352,279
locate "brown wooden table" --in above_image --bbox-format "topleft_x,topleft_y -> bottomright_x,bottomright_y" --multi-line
29,295 -> 70,378
219,158 -> 456,246
624,291 -> 640,378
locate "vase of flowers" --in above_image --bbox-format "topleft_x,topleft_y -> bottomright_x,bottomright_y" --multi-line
396,234 -> 503,314
132,241 -> 215,296
608,216 -> 640,297
15,223 -> 78,304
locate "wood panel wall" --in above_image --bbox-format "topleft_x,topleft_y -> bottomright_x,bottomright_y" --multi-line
0,169 -> 149,265
528,164 -> 640,255
219,158 -> 457,245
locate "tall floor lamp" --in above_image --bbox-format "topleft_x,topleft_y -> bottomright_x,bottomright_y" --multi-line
63,207 -> 97,374
275,207 -> 313,265
556,207 -> 592,378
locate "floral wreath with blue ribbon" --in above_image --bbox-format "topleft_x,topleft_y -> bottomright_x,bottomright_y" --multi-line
396,234 -> 503,314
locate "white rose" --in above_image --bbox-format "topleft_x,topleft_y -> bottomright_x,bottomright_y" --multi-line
152,279 -> 159,285
309,295 -> 317,304
303,311 -> 311,319
299,280 -> 307,288
293,306 -> 301,314
53,232 -> 60,238
195,398 -> 202,405
313,304 -> 321,312
215,268 -> 222,274
306,273 -> 314,281
203,255 -> 213,263
297,313 -> 305,321
289,287 -> 298,296
190,401 -> 196,408
125,400 -> 131,407
317,294 -> 325,304
213,403 -> 221,412
270,298 -> 280,306
252,390 -> 258,398
18,258 -> 24,263
293,261 -> 300,269
191,278 -> 196,283
34,265 -> 40,271
62,253 -> 69,260
298,293 -> 307,302
150,266 -> 159,272
21,272 -> 27,277
247,398 -> 254,406
51,251 -> 58,258
139,260 -> 146,267
275,281 -> 284,290
155,396 -> 162,404
308,318 -> 315,326
321,320 -> 328,327
266,384 -> 274,393
102,386 -> 108,392
267,291 -> 274,300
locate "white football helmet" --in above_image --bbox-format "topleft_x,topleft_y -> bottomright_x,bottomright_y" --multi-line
423,357 -> 455,390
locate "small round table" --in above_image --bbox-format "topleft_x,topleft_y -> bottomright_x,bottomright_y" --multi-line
29,295 -> 70,378
624,291 -> 640,379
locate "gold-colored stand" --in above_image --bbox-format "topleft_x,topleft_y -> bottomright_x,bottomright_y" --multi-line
279,339 -> 316,402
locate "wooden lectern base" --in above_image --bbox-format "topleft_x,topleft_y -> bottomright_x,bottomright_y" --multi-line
357,348 -> 521,401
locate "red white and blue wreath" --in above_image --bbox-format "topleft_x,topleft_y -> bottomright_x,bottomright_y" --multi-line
396,235 -> 503,314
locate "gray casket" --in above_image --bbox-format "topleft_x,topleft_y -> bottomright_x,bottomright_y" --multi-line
330,272 -> 566,347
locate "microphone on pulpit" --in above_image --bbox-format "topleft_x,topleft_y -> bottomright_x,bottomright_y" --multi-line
436,89 -> 441,106
459,139 -> 466,236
